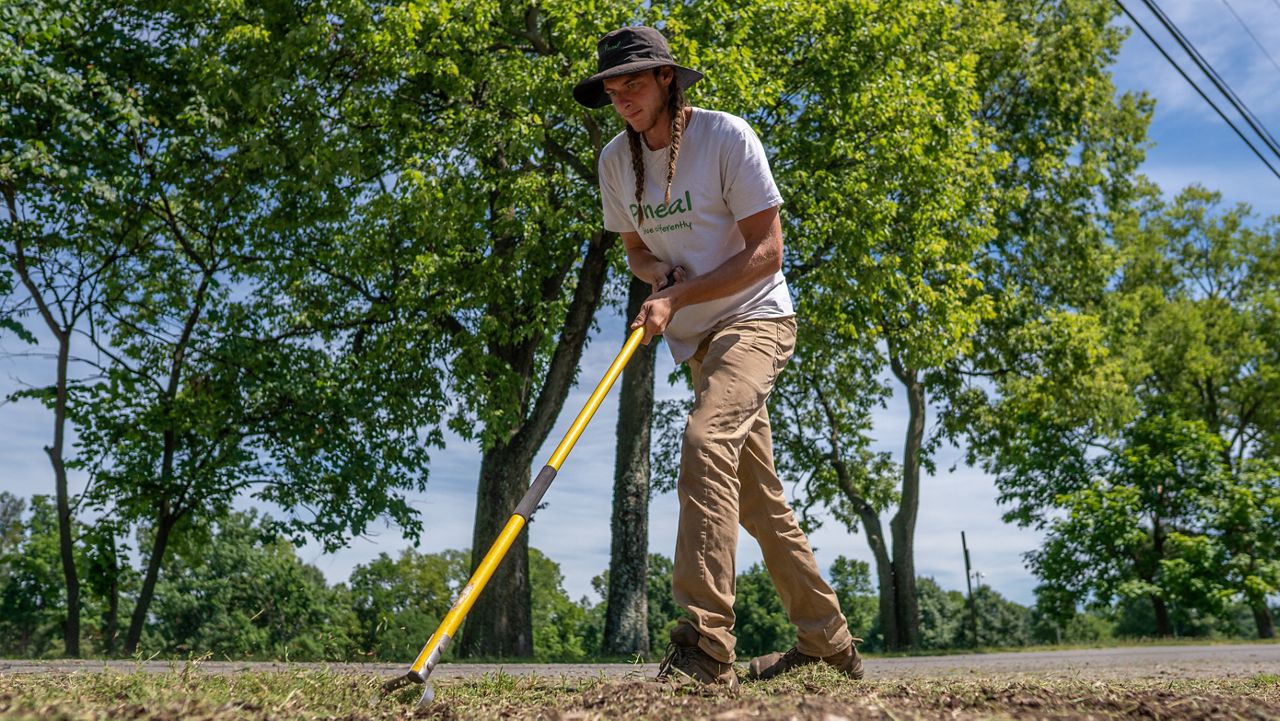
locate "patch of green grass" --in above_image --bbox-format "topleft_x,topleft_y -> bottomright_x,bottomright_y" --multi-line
1251,673 -> 1280,688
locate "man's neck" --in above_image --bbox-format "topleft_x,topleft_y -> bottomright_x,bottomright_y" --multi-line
642,106 -> 691,151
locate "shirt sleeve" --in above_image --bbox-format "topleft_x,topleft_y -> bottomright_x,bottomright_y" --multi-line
721,120 -> 784,222
600,153 -> 635,233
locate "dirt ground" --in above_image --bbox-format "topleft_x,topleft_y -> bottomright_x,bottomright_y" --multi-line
2,643 -> 1279,720
418,674 -> 1280,721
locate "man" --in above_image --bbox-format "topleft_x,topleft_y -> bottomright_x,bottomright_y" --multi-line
573,27 -> 864,688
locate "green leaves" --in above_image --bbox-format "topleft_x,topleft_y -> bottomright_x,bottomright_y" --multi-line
996,187 -> 1280,635
747,0 -> 1003,529
150,511 -> 358,660
347,546 -> 471,661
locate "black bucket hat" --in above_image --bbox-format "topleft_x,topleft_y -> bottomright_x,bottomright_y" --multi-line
573,26 -> 703,109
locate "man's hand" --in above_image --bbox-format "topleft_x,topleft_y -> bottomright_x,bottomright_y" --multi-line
631,265 -> 687,345
630,287 -> 678,345
648,263 -> 687,293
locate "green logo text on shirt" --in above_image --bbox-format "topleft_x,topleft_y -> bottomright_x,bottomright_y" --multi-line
630,190 -> 693,224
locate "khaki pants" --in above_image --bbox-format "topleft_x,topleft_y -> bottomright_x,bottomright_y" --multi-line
673,316 -> 853,663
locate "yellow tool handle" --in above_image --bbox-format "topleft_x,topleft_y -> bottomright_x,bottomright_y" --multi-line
548,326 -> 647,469
406,326 -> 648,679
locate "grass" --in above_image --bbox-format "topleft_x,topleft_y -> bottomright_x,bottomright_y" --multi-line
2,665 -> 1279,720
862,635 -> 1280,659
456,636 -> 1280,664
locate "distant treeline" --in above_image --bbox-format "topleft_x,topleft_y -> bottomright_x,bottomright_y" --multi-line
0,502 -> 1269,661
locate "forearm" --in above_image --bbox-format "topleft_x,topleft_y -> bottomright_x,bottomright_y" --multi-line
625,244 -> 667,283
623,207 -> 784,345
668,231 -> 781,311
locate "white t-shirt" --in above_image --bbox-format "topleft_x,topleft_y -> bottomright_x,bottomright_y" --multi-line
599,107 -> 794,362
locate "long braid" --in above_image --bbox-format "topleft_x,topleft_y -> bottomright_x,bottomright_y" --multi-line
627,124 -> 645,226
664,81 -> 686,204
626,70 -> 690,226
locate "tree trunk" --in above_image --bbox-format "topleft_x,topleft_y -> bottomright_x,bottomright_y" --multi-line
889,356 -> 924,650
1151,594 -> 1173,637
853,501 -> 897,650
602,277 -> 657,656
1251,598 -> 1275,640
817,367 -> 902,652
457,229 -> 615,659
104,569 -> 120,656
102,530 -> 120,656
8,185 -> 82,658
124,509 -> 179,654
49,332 -> 81,658
458,440 -> 535,657
120,267 -> 207,655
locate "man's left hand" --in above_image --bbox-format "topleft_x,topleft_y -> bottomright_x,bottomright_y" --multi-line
630,284 -> 682,345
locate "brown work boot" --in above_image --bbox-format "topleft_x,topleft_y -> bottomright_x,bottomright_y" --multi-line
747,638 -> 865,681
655,626 -> 739,691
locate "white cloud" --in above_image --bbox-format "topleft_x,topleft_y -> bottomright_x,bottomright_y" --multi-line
1114,0 -> 1280,142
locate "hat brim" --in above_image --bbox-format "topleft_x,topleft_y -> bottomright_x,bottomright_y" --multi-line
573,62 -> 703,109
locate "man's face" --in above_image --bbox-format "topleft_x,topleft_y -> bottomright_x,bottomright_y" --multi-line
603,67 -> 673,134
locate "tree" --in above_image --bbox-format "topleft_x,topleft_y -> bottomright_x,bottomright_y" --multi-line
1030,601 -> 1116,645
635,0 -> 1018,655
914,577 -> 966,651
1028,414 -> 1228,637
969,585 -> 1033,648
0,496 -> 65,656
529,547 -> 589,660
349,546 -> 592,661
0,492 -> 23,573
1209,461 -> 1280,639
828,555 -> 877,642
80,520 -> 130,655
1,0 -> 148,656
348,548 -> 470,661
147,511 -> 357,660
603,278 -> 659,656
238,0 -> 646,659
751,0 -> 1005,651
645,553 -> 682,654
974,187 -> 1279,639
914,577 -> 1031,650
732,563 -> 794,659
36,0 -> 452,657
789,0 -> 1153,651
1115,188 -> 1280,637
0,263 -> 31,343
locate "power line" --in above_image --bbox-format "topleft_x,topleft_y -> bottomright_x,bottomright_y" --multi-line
1221,0 -> 1280,76
1112,0 -> 1280,182
1140,0 -> 1280,161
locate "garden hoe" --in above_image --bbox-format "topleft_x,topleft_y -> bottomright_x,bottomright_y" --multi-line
380,322 -> 651,708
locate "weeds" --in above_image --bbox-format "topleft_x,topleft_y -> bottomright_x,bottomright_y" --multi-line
2,665 -> 1279,720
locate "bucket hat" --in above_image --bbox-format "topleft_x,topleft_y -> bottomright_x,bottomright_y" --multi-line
573,26 -> 703,109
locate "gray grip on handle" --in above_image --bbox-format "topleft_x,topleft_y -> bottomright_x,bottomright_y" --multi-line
513,464 -> 557,521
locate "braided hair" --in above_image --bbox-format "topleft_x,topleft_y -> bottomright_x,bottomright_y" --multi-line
625,70 -> 688,226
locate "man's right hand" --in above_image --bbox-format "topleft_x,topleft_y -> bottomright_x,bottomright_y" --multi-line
650,264 -> 687,292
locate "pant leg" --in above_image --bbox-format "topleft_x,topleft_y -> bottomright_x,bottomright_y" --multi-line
738,402 -> 854,657
672,317 -> 796,664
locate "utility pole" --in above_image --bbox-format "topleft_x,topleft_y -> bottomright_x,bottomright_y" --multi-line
962,531 -> 978,647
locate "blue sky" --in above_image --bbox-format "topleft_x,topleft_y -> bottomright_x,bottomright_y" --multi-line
2,0 -> 1279,609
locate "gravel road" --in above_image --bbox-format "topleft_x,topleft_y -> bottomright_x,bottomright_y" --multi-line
2,643 -> 1276,681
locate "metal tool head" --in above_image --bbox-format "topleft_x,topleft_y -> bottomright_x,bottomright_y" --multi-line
379,671 -> 420,696
376,669 -> 430,709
